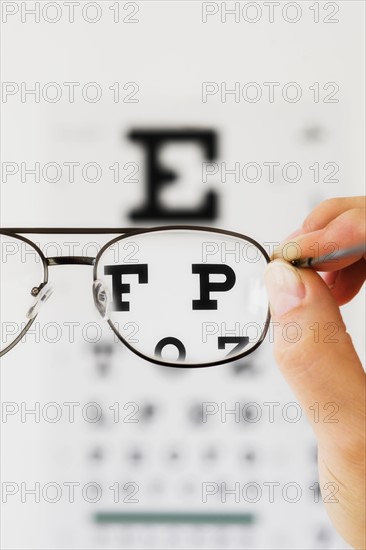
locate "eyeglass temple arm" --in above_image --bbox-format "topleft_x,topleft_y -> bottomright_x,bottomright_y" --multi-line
291,244 -> 366,268
47,256 -> 96,266
0,228 -> 145,235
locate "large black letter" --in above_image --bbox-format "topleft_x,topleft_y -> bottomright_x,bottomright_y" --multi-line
218,337 -> 249,358
128,129 -> 218,221
154,337 -> 186,361
192,264 -> 236,310
104,264 -> 148,311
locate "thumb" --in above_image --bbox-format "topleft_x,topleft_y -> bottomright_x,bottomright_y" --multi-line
264,259 -> 365,443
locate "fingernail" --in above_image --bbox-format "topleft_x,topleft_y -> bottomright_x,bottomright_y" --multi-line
271,229 -> 305,261
264,261 -> 306,317
271,238 -> 303,262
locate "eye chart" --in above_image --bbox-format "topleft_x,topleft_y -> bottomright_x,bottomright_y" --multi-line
1,2 -> 364,549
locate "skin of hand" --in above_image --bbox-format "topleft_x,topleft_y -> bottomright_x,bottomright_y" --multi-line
263,196 -> 366,549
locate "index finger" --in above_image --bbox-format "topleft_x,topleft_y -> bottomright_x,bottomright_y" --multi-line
275,207 -> 366,271
302,196 -> 365,233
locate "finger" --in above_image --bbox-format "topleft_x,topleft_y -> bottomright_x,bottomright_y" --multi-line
274,207 -> 366,270
280,196 -> 365,253
263,260 -> 365,448
302,196 -> 366,233
323,259 -> 366,306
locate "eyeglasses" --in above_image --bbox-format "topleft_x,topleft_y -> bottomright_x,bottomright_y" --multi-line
0,226 -> 272,366
1,226 -> 363,366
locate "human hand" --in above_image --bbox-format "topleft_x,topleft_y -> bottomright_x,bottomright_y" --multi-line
263,196 -> 366,549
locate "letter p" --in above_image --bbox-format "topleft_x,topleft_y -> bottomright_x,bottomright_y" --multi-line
202,482 -> 219,502
1,482 -> 19,502
202,2 -> 219,23
2,3 -> 19,23
1,82 -> 19,102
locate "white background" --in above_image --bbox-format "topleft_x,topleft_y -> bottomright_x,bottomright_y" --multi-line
1,1 -> 364,548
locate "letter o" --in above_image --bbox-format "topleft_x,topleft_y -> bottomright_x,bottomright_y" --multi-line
82,402 -> 102,423
82,482 -> 102,502
154,337 -> 186,362
282,402 -> 302,423
281,241 -> 302,262
82,322 -> 102,343
82,82 -> 102,103
241,2 -> 262,22
42,322 -> 62,343
42,82 -> 62,103
282,322 -> 301,343
42,3 -> 62,22
82,162 -> 102,183
82,2 -> 102,23
282,162 -> 302,182
242,321 -> 261,343
282,2 -> 302,22
42,402 -> 62,423
242,402 -> 262,423
242,82 -> 262,103
42,162 -> 62,183
282,82 -> 302,102
282,482 -> 302,502
242,162 -> 262,183
241,242 -> 262,263
242,482 -> 262,503
42,482 -> 62,503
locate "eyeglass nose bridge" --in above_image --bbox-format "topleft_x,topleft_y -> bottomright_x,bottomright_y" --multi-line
46,256 -> 111,324
24,257 -> 97,321
46,256 -> 96,266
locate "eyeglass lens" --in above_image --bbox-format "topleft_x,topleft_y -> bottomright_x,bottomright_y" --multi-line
94,229 -> 269,366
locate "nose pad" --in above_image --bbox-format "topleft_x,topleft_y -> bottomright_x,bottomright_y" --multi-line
26,283 -> 54,320
93,280 -> 110,321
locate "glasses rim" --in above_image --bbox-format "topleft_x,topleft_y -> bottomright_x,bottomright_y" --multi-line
93,225 -> 271,369
1,226 -> 271,366
0,232 -> 49,357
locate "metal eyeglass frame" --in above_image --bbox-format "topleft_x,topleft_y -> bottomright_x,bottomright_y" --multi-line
0,226 -> 271,366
